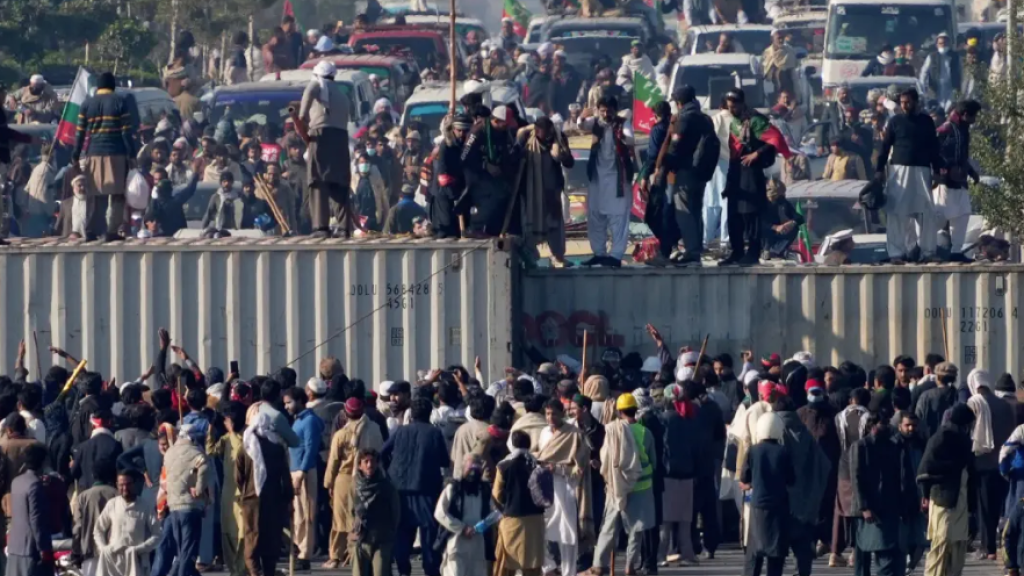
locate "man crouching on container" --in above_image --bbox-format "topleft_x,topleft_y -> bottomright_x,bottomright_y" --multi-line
300,60 -> 353,238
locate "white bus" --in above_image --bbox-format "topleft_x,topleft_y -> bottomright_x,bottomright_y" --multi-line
821,0 -> 956,86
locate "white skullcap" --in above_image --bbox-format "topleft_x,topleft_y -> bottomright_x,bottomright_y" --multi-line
790,351 -> 816,369
368,73 -> 379,81
307,377 -> 327,394
433,135 -> 445,145
307,29 -> 321,37
538,42 -> 554,57
29,74 -> 45,85
379,380 -> 395,396
207,383 -> 225,400
313,60 -> 336,77
373,97 -> 392,112
743,370 -> 761,386
680,350 -> 700,366
641,356 -> 662,373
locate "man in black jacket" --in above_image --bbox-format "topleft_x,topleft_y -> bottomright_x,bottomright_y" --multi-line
639,101 -> 680,265
934,100 -> 981,262
659,383 -> 701,565
915,361 -> 959,439
431,114 -> 471,238
691,382 -> 724,560
663,86 -> 716,266
71,373 -> 105,451
70,409 -> 123,490
876,87 -> 944,263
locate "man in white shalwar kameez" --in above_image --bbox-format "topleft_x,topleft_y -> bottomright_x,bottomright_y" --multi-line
536,399 -> 591,576
435,455 -> 491,576
93,470 -> 162,576
876,87 -> 944,262
704,108 -> 733,247
578,96 -> 636,268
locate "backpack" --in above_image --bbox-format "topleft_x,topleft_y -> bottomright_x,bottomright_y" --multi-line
527,461 -> 554,508
692,115 -> 721,183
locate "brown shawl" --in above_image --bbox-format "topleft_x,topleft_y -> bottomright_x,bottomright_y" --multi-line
537,423 -> 595,545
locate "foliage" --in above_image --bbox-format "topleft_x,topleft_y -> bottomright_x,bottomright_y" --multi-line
97,18 -> 158,72
970,47 -> 1024,238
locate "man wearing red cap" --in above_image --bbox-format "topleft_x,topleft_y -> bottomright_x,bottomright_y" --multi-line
324,398 -> 384,569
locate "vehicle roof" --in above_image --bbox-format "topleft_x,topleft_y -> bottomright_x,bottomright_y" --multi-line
772,10 -> 827,24
828,0 -> 953,5
301,54 -> 408,69
687,24 -> 774,33
547,16 -> 646,28
958,21 -> 1005,31
390,15 -> 484,25
678,53 -> 758,65
833,75 -> 919,86
787,179 -> 867,199
351,29 -> 446,39
258,69 -> 370,83
404,81 -> 520,106
215,81 -> 308,94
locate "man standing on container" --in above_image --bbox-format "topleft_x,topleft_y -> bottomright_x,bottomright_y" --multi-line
876,88 -> 943,264
72,71 -> 137,241
299,60 -> 353,238
934,100 -> 981,262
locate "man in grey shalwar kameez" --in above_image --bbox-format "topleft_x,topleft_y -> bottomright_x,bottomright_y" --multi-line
299,60 -> 353,238
876,88 -> 944,263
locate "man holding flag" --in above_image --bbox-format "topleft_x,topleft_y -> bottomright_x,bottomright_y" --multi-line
72,71 -> 137,241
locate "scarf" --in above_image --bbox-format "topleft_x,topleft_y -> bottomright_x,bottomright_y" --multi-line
313,62 -> 335,113
632,387 -> 654,417
600,420 -> 642,513
537,422 -> 594,542
835,404 -> 869,451
967,369 -> 995,455
917,423 -> 974,507
243,412 -> 281,496
354,466 -> 387,539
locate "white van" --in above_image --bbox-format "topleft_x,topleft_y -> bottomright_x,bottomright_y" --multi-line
821,0 -> 956,85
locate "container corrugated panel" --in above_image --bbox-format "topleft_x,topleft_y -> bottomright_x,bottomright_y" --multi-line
521,266 -> 1024,376
0,238 -> 517,386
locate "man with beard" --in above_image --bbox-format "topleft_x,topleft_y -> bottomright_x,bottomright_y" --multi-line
525,61 -> 553,114
462,106 -> 522,236
714,354 -> 743,417
894,412 -> 929,573
499,18 -> 519,52
550,52 -> 583,118
299,60 -> 353,238
775,394 -> 832,576
915,362 -> 959,439
537,399 -> 592,576
850,412 -> 913,576
720,89 -> 790,265
816,85 -> 862,155
398,131 -> 428,188
434,455 -> 492,576
148,165 -> 200,237
918,404 -> 976,576
430,114 -> 471,238
570,395 -> 606,571
965,369 -> 1015,561
876,87 -> 943,263
661,85 -> 719,266
262,163 -> 298,234
797,384 -> 841,556
578,96 -> 635,268
517,117 -> 574,267
658,383 -> 701,566
7,75 -> 59,124
386,381 -> 412,432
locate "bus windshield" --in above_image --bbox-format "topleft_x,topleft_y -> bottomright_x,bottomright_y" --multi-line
825,3 -> 953,59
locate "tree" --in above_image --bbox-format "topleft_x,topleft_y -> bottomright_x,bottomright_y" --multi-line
969,40 -> 1024,238
96,18 -> 158,74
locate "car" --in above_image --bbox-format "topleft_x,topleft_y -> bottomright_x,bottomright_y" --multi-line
121,87 -> 178,128
785,179 -> 875,245
822,75 -> 923,105
258,69 -> 376,126
681,24 -> 773,56
300,54 -> 419,109
533,16 -> 653,76
381,14 -> 489,41
668,53 -> 767,110
400,80 -> 526,139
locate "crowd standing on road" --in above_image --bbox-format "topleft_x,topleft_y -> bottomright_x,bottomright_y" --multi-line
0,0 -> 1012,266
0,327 -> 1015,576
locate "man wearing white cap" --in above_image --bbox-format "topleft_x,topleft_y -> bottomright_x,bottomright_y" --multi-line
499,17 -> 519,52
300,60 -> 353,238
919,32 -> 961,110
462,104 -> 521,236
7,74 -> 59,124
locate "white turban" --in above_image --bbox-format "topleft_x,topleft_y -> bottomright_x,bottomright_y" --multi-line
312,60 -> 336,111
756,413 -> 785,444
373,97 -> 392,114
538,42 -> 554,57
29,74 -> 44,85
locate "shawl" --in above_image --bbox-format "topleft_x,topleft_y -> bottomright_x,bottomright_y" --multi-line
600,419 -> 642,513
761,44 -> 797,75
243,412 -> 281,496
835,404 -> 869,452
349,413 -> 383,463
917,423 -> 974,507
729,112 -> 792,159
450,419 -> 490,479
519,125 -> 564,244
22,161 -> 55,216
583,375 -> 618,425
509,412 -> 548,454
967,369 -> 995,455
354,466 -> 387,541
537,423 -> 593,540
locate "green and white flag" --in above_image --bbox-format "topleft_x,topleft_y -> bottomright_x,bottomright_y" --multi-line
56,67 -> 94,146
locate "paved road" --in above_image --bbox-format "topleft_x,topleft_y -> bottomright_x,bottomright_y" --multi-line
255,546 -> 1002,576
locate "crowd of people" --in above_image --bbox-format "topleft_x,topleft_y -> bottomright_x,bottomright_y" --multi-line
0,327 -> 1018,576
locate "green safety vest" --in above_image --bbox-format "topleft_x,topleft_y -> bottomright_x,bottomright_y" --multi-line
630,422 -> 653,493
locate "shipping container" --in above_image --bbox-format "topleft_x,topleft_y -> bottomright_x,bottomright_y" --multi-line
521,265 -> 1024,378
0,238 -> 517,387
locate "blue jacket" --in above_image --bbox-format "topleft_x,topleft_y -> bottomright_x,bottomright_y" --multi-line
290,409 -> 324,472
381,421 -> 448,496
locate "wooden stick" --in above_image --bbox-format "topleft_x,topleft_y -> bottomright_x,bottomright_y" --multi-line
697,333 -> 710,365
580,330 -> 589,383
254,174 -> 292,235
940,308 -> 950,360
32,331 -> 42,382
58,359 -> 87,400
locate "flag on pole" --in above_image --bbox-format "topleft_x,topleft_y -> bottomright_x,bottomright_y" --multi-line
502,0 -> 532,37
632,71 -> 663,135
55,67 -> 94,147
283,0 -> 305,32
794,200 -> 813,263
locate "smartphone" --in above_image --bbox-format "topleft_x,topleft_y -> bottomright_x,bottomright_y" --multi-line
230,360 -> 239,377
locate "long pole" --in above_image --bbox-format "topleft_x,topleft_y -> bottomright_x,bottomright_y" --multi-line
1009,0 -> 1018,84
940,308 -> 950,360
449,0 -> 457,113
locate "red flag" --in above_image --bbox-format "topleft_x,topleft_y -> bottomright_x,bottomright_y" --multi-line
283,0 -> 295,18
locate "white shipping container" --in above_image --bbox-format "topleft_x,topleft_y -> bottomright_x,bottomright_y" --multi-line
521,266 -> 1024,377
0,238 -> 516,387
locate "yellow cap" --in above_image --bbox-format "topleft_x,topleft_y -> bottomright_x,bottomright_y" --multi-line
967,37 -> 979,46
616,393 -> 638,411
